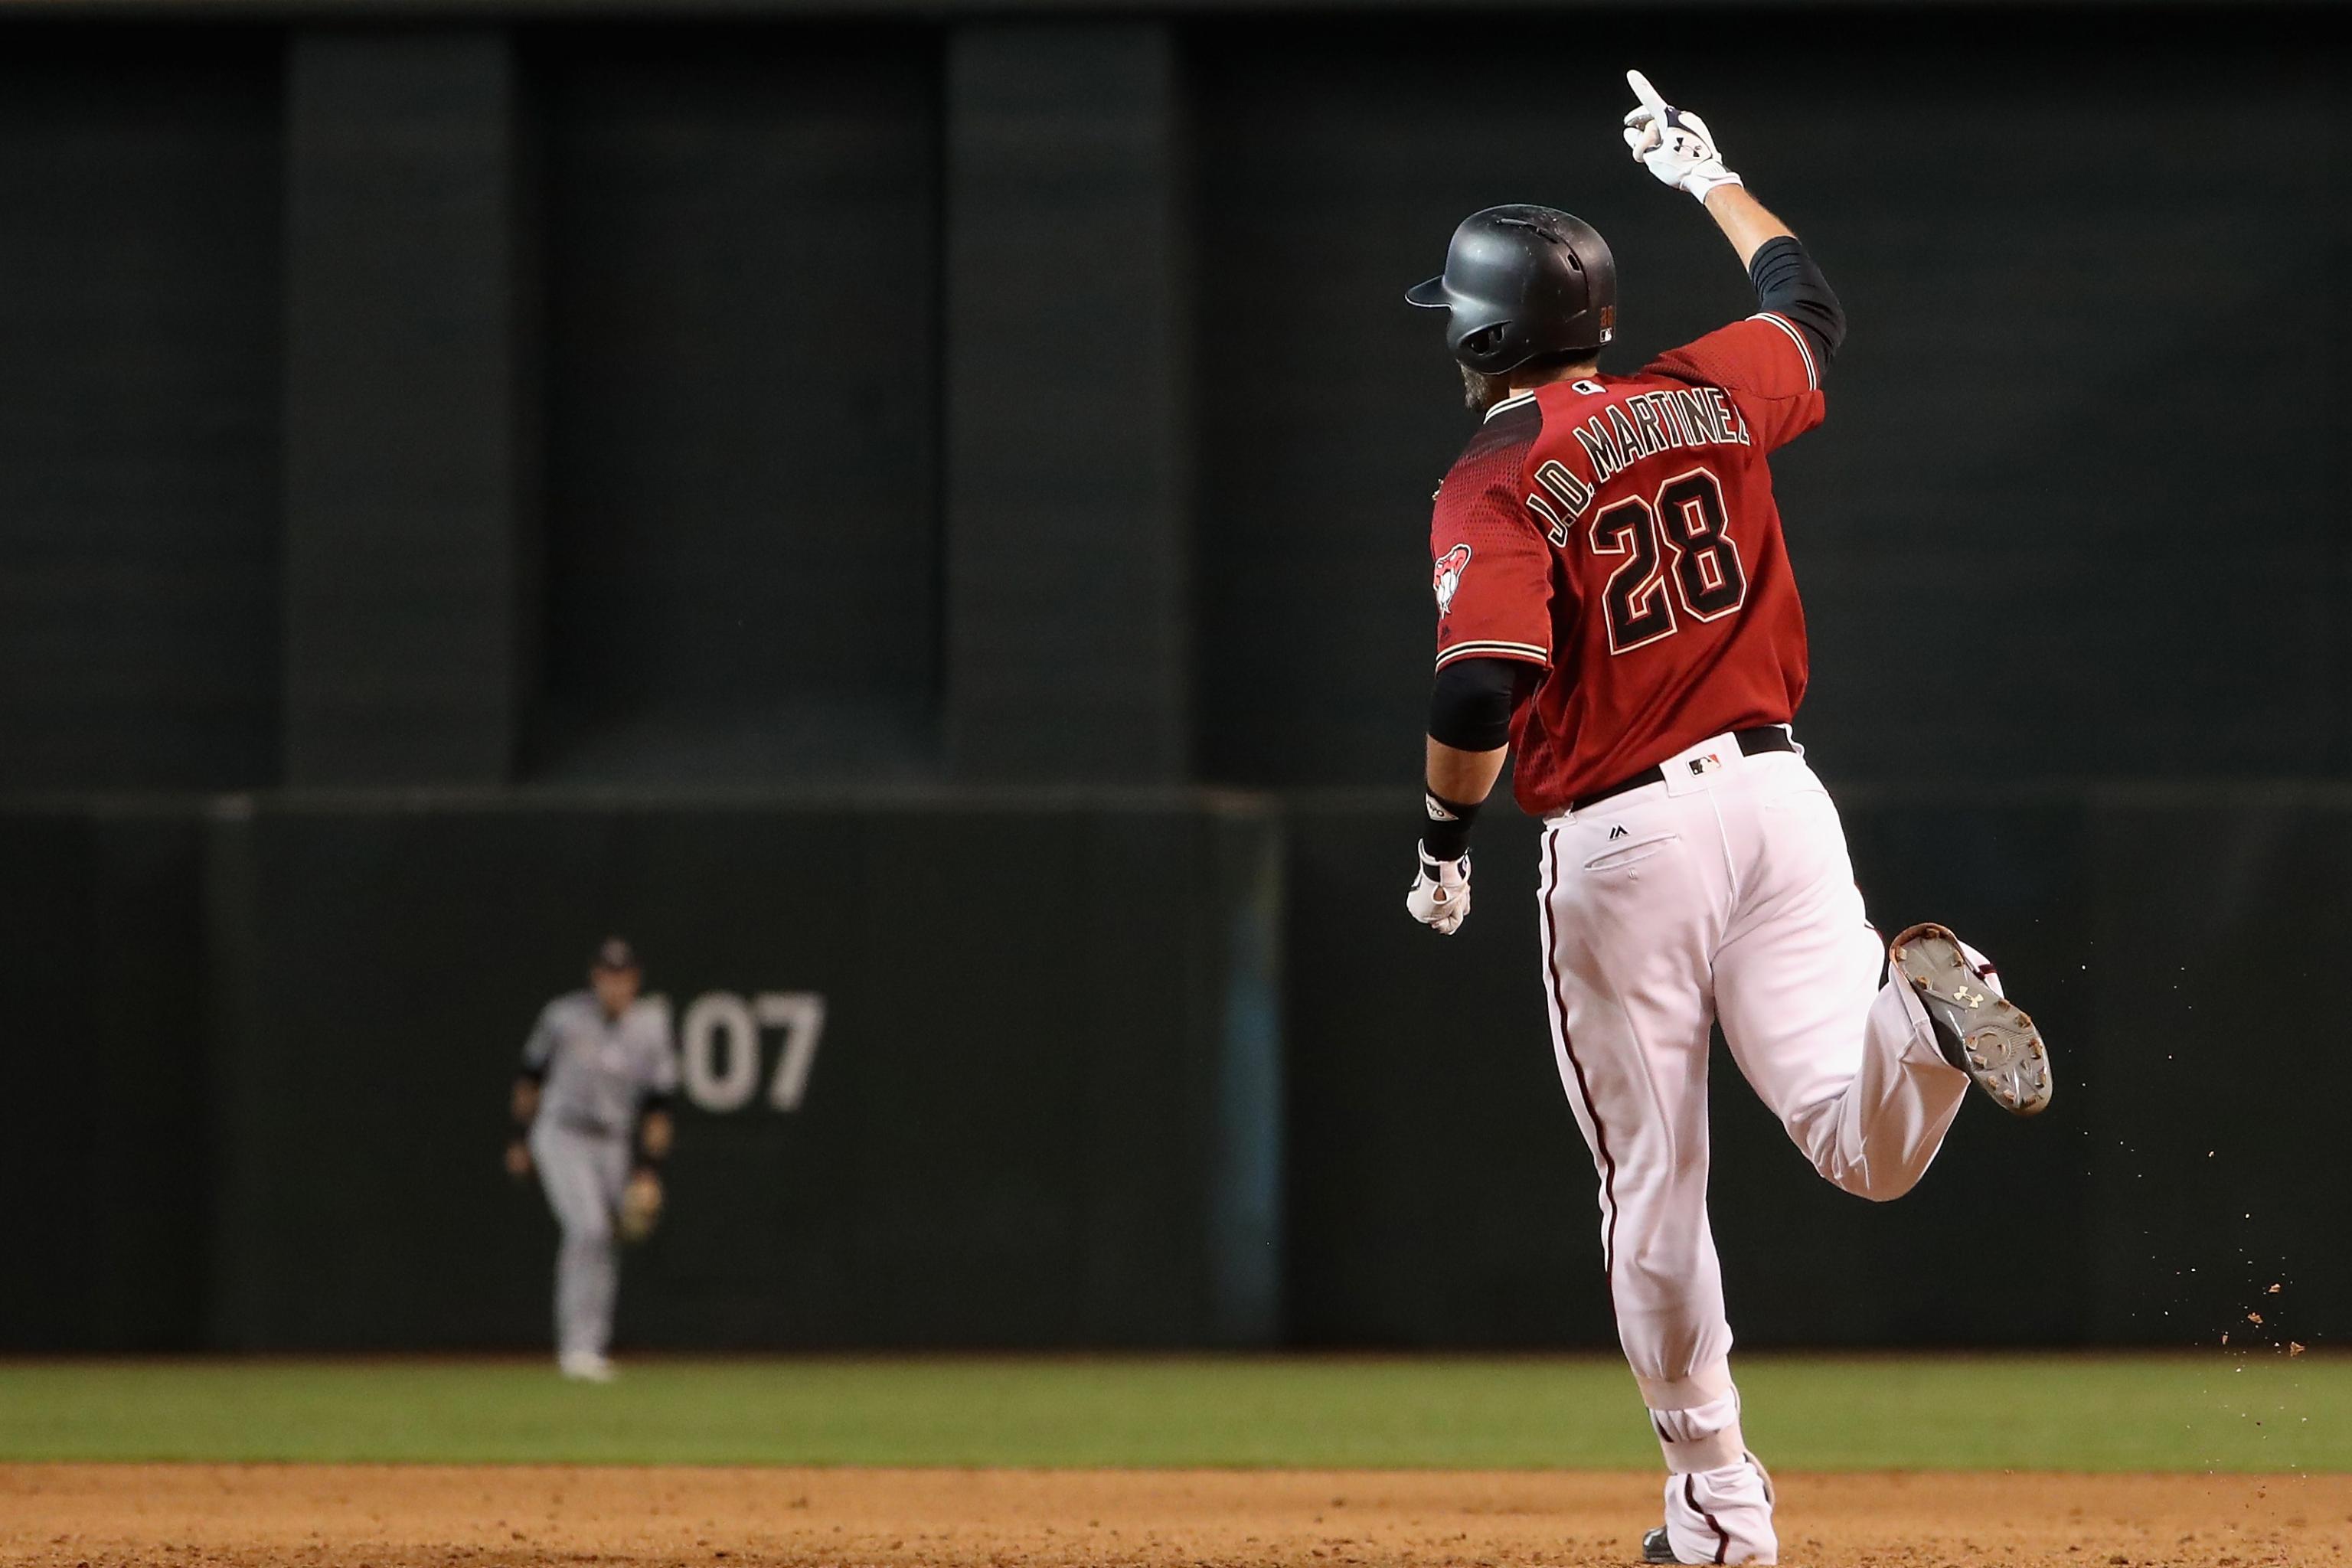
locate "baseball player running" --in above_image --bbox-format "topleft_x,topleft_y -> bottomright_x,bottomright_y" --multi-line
1403,72 -> 2053,1564
505,937 -> 680,1383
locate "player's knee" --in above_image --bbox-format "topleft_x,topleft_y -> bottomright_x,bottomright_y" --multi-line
1828,1161 -> 1920,1203
564,1216 -> 614,1249
1782,1109 -> 1917,1200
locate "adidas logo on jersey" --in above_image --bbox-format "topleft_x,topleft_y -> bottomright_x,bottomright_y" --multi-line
1609,825 -> 1627,841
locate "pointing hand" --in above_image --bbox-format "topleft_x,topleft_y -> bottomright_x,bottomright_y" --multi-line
1622,70 -> 1743,203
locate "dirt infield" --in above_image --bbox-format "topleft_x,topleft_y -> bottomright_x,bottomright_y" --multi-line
2,1465 -> 2346,1567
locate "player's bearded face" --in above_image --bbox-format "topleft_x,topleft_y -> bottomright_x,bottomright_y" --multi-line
591,967 -> 642,1015
1459,363 -> 1515,416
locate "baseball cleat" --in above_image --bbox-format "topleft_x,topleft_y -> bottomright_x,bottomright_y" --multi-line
1645,1455 -> 1777,1563
1890,923 -> 2052,1116
559,1351 -> 617,1383
1642,1524 -> 1771,1565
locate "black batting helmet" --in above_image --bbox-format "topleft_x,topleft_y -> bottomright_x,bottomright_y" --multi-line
1405,204 -> 1617,374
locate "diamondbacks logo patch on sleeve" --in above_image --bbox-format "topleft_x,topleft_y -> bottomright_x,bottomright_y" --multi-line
1433,544 -> 1472,616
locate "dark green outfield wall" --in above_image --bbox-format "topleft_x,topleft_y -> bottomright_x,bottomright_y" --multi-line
5,787 -> 2343,1353
0,808 -> 213,1349
6,797 -> 1282,1351
220,797 -> 1284,1350
1284,786 -> 2347,1354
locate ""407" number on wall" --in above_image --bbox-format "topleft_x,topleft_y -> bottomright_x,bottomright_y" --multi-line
678,991 -> 826,1113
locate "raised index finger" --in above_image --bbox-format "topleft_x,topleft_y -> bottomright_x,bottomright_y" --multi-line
1626,69 -> 1672,123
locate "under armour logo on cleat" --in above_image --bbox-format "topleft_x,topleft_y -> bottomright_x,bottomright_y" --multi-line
1609,825 -> 1627,840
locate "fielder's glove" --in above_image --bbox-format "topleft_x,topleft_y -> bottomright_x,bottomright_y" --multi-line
1622,69 -> 1743,203
618,1168 -> 665,1244
1406,845 -> 1473,936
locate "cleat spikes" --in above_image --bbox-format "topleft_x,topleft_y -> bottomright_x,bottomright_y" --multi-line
1890,923 -> 2054,1118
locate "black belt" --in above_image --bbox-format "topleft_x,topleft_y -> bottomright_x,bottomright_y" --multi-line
1570,727 -> 1796,814
557,1113 -> 626,1139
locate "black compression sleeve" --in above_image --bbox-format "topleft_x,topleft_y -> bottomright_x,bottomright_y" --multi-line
1421,789 -> 1479,863
1749,235 -> 1846,368
1428,656 -> 1523,752
1423,658 -> 1533,861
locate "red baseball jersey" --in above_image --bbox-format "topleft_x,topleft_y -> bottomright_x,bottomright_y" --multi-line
1429,312 -> 1827,816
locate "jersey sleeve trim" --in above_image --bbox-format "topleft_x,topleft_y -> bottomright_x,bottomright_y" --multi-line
1436,639 -> 1550,671
1746,311 -> 1819,390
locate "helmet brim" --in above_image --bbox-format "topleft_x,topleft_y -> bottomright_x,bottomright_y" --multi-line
1403,276 -> 1451,309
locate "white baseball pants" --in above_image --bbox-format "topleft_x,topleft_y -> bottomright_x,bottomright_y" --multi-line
1536,732 -> 1968,1485
531,1122 -> 632,1360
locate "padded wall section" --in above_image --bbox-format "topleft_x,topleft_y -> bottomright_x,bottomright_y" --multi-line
2076,790 -> 2352,1348
0,807 -> 212,1349
534,29 -> 942,782
201,795 -> 1280,1350
3,785 -> 2349,1352
0,31 -> 280,790
1281,788 -> 2344,1349
1192,15 -> 2345,786
1280,802 -> 1604,1347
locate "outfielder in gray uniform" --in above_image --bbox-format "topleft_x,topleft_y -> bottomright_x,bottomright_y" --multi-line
505,937 -> 680,1382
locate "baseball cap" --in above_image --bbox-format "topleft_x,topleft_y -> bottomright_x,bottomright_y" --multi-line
590,936 -> 640,972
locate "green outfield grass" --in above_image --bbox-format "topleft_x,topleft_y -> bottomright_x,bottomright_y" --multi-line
0,1354 -> 2339,1472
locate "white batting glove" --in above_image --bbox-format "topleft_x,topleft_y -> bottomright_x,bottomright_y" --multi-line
1622,69 -> 1743,203
1406,845 -> 1473,936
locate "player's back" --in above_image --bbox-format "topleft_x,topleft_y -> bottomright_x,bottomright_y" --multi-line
1430,312 -> 1828,816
